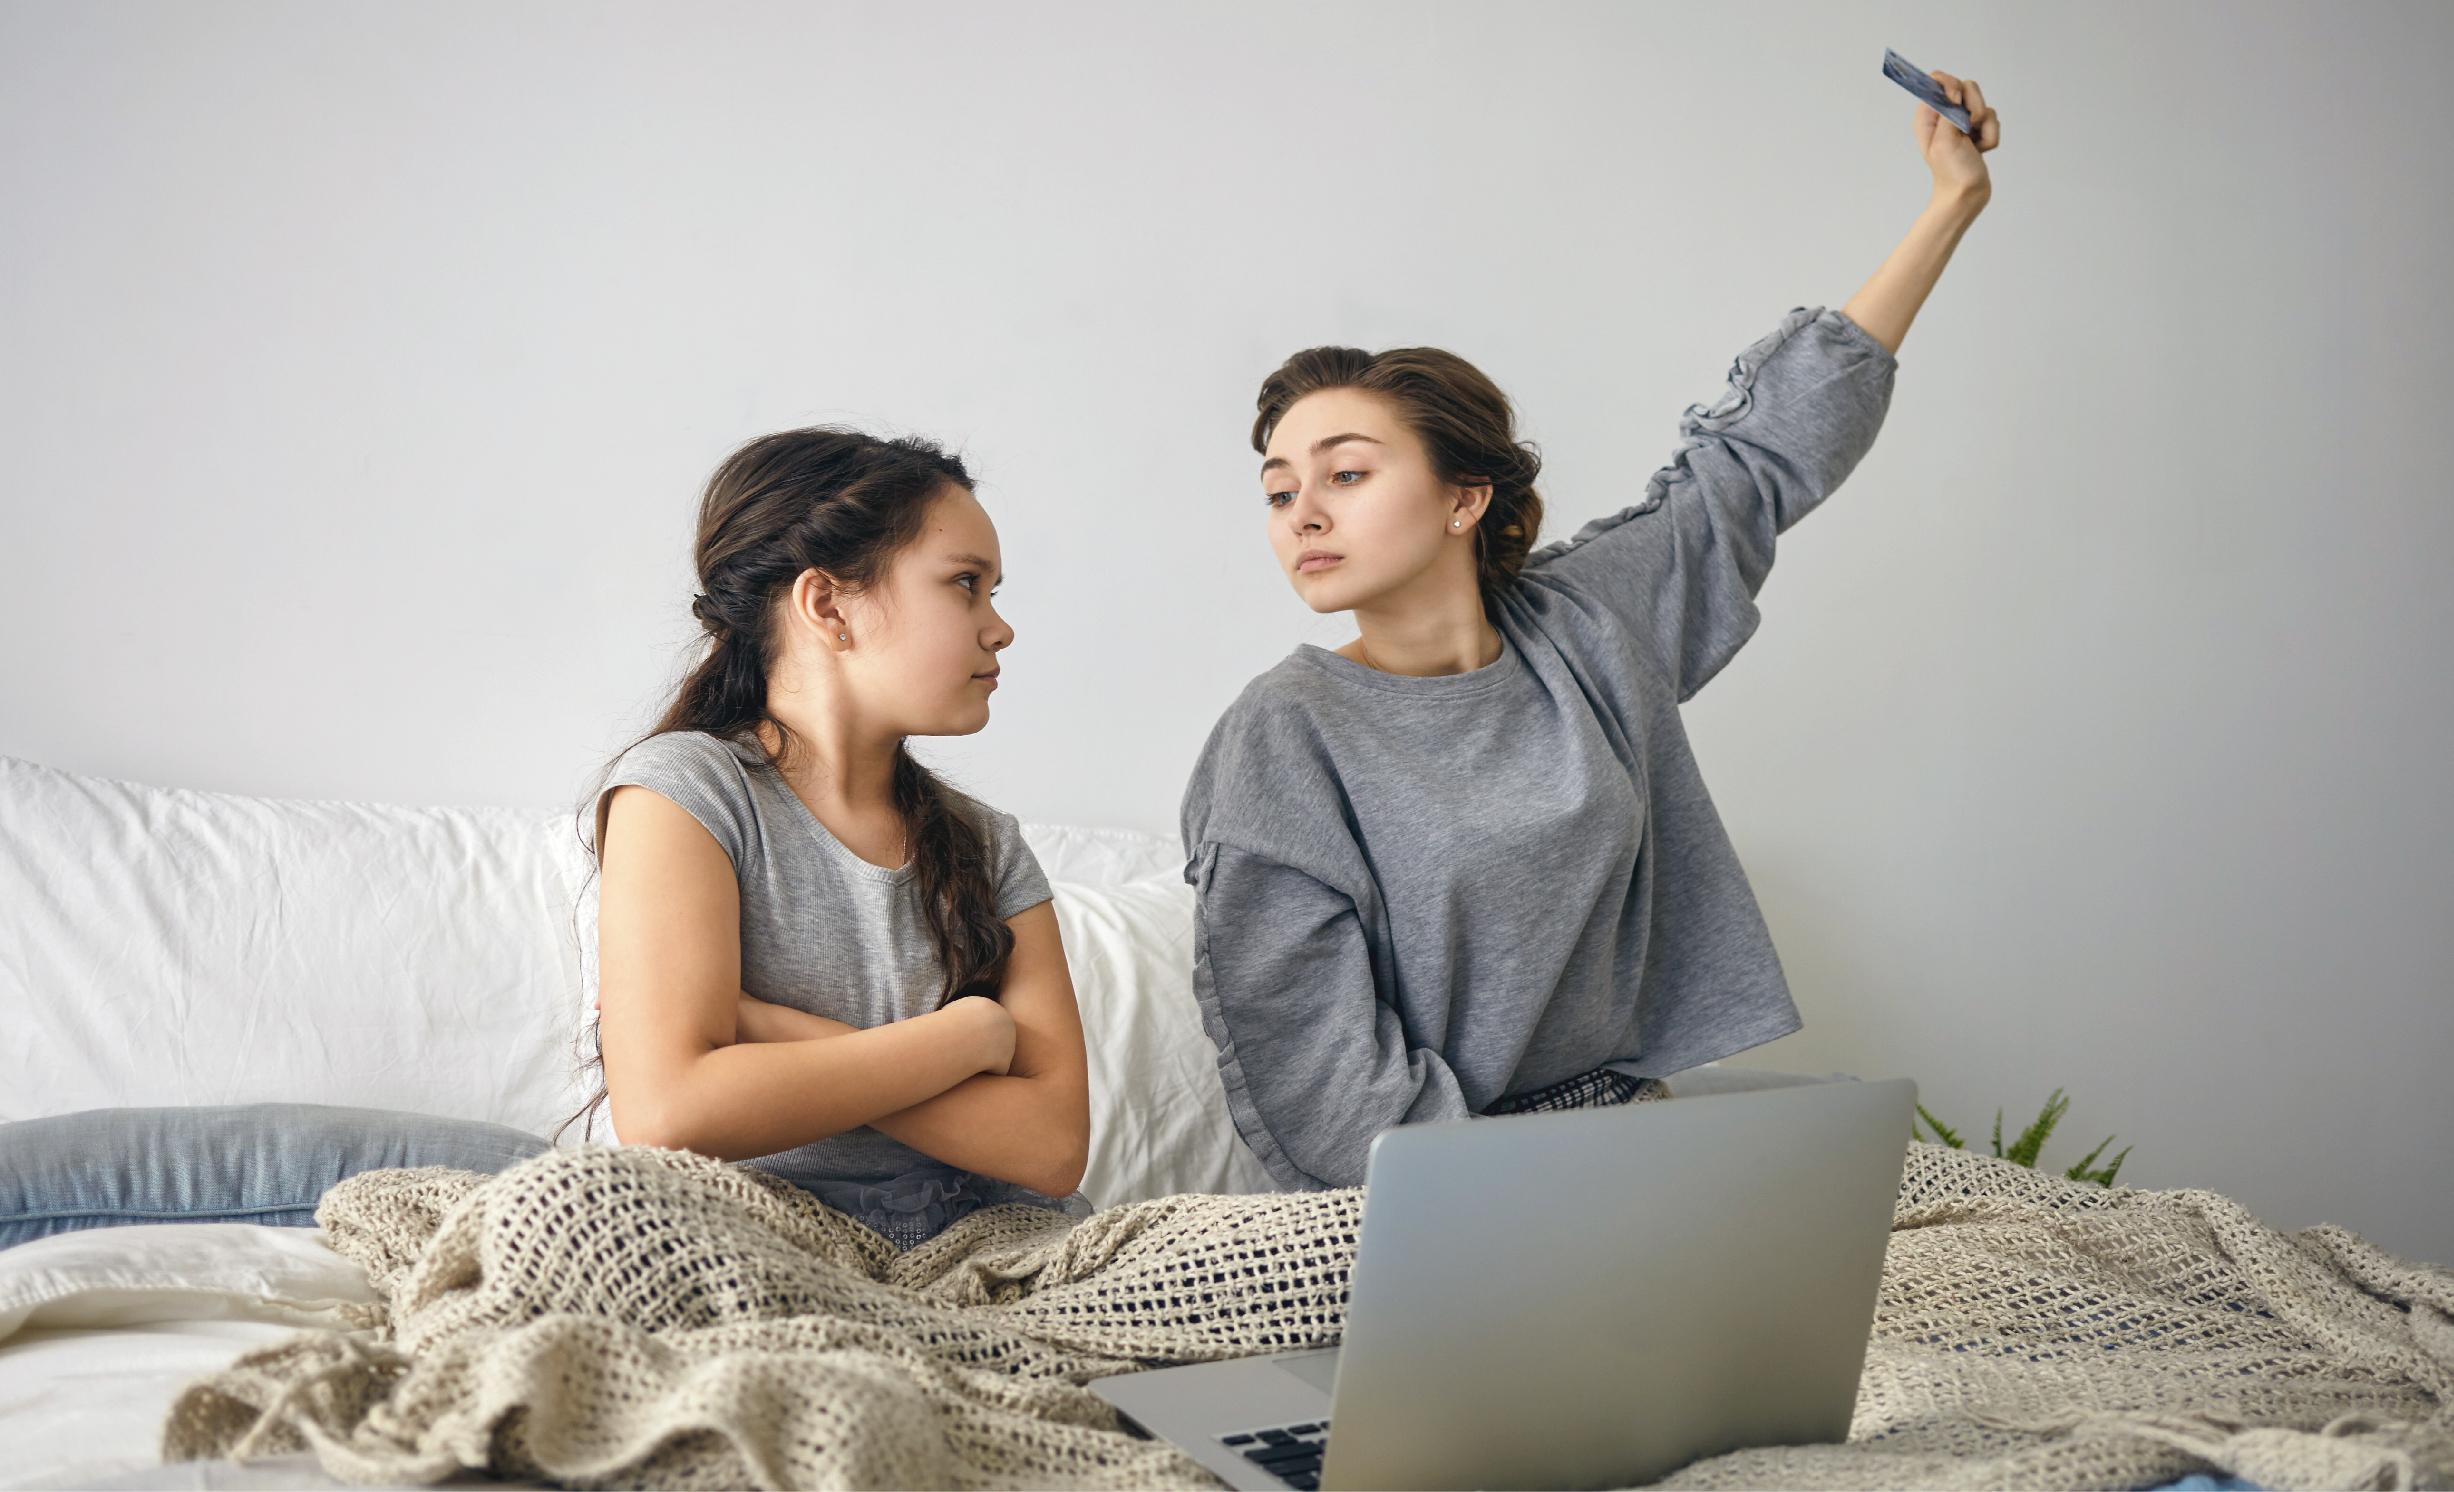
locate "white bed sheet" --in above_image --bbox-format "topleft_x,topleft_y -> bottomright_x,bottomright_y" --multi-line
1,1321 -> 336,1490
0,1225 -> 376,1491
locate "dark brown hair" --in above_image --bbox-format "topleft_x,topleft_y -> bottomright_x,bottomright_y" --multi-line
1253,347 -> 1544,608
561,428 -> 1011,1138
662,427 -> 1014,1005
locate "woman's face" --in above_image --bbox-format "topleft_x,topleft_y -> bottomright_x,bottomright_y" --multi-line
1261,387 -> 1481,615
835,486 -> 1013,737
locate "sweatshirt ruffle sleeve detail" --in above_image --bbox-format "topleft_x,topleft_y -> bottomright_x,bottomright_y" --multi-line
1187,841 -> 1473,1192
1523,306 -> 1897,701
1639,305 -> 1893,523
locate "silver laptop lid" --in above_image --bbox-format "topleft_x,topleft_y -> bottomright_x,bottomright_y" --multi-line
1322,1077 -> 1914,1491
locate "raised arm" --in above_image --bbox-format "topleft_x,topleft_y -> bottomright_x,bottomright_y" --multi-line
596,784 -> 1016,1159
1842,69 -> 2000,353
1529,70 -> 2000,698
1531,306 -> 1895,701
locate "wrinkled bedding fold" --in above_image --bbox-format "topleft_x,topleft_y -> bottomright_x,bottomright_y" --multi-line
165,1145 -> 2453,1490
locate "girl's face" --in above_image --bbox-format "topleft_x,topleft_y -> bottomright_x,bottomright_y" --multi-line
1261,387 -> 1481,616
836,486 -> 1013,737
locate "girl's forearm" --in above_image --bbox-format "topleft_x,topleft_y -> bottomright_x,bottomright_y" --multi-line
728,991 -> 1086,1193
717,904 -> 1089,1197
726,1010 -> 1090,1195
733,992 -> 856,1044
1841,185 -> 1988,355
613,1001 -> 998,1160
868,1072 -> 1091,1199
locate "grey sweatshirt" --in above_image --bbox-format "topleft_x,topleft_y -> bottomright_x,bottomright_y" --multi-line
1180,307 -> 1897,1190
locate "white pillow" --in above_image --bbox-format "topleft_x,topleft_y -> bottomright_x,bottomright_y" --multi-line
1020,822 -> 1180,885
1053,877 -> 1273,1206
0,756 -> 593,1135
0,755 -> 1266,1207
0,1222 -> 377,1342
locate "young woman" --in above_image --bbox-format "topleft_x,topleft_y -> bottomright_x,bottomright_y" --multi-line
592,429 -> 1090,1249
1183,74 -> 2003,1190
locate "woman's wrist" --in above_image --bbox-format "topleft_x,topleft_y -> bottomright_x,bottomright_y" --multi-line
1926,179 -> 1990,227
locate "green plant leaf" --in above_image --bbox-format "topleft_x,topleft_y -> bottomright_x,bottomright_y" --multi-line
2005,1089 -> 2069,1169
2078,1144 -> 2133,1188
1915,1104 -> 1965,1149
1928,1092 -> 2135,1183
2064,1134 -> 2112,1181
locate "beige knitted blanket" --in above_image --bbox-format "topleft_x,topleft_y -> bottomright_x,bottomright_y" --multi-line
164,1143 -> 2454,1490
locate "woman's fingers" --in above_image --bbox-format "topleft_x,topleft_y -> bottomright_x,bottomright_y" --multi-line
1922,67 -> 2001,155
1962,77 -> 2000,151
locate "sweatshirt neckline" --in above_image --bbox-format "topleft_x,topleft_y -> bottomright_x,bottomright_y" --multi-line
1294,635 -> 1524,698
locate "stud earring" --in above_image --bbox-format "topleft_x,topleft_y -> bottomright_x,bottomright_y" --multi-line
838,633 -> 848,642
1451,520 -> 1461,529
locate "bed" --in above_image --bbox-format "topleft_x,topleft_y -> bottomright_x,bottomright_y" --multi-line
5,755 -> 2446,1491
0,754 -> 1273,1487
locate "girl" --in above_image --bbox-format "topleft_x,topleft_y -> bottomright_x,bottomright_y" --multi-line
1183,73 -> 2003,1190
592,429 -> 1090,1249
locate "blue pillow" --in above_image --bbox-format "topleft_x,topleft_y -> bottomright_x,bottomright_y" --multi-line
0,1104 -> 550,1249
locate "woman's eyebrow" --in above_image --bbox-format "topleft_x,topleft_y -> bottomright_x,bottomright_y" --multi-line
943,551 -> 1002,578
1260,432 -> 1384,476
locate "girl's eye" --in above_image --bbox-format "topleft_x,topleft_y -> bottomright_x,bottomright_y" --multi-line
955,574 -> 977,592
1331,470 -> 1364,485
1265,490 -> 1294,508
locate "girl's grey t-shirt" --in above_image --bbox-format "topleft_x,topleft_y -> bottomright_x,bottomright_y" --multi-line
601,732 -> 1053,1194
1181,307 -> 1898,1191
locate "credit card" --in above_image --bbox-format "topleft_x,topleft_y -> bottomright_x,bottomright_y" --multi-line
1883,48 -> 1973,135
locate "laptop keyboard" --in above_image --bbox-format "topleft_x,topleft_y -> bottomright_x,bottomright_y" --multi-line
1218,1420 -> 1331,1490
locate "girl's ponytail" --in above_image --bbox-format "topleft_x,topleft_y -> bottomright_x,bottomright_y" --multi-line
892,748 -> 1014,1005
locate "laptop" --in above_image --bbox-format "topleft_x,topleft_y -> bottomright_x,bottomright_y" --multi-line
1089,1076 -> 1914,1491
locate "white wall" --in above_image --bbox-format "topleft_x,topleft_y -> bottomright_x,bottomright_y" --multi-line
4,2 -> 2448,1263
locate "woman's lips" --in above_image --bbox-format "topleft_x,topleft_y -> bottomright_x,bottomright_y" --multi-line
973,669 -> 1000,690
1296,550 -> 1343,574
